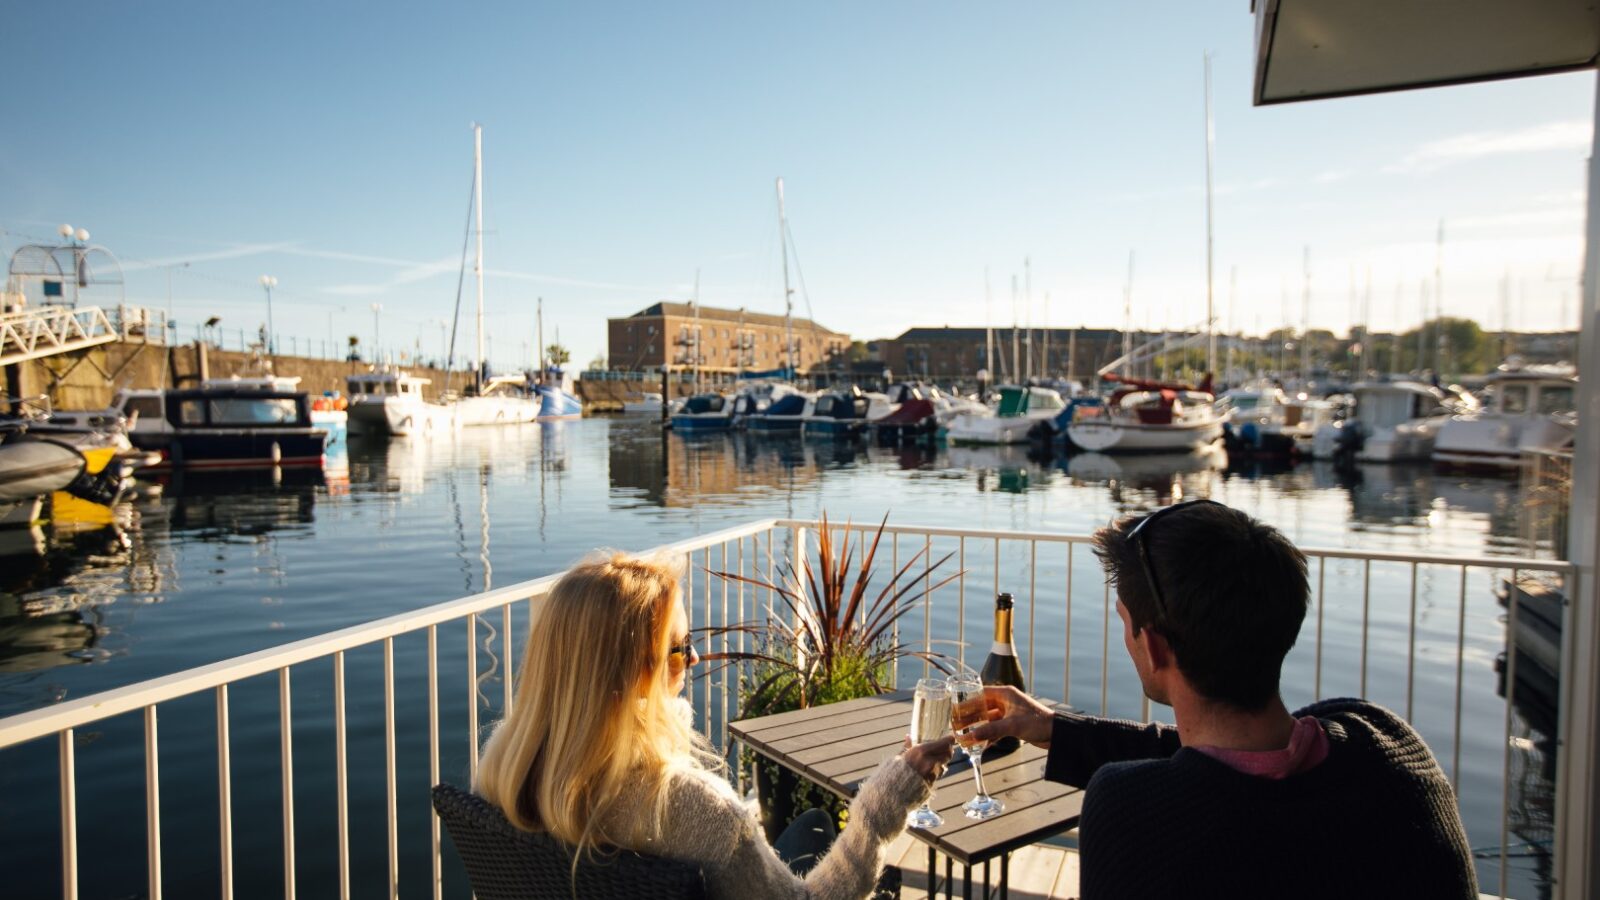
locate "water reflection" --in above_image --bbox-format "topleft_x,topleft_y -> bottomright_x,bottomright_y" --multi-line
0,417 -> 1562,899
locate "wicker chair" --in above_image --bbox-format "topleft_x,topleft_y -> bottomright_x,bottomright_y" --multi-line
431,783 -> 709,900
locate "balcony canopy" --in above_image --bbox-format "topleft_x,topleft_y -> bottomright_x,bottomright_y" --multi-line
1251,0 -> 1600,105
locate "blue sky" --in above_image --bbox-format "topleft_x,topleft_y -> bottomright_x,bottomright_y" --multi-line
4,1 -> 1593,370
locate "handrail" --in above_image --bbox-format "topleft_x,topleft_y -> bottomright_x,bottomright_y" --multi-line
773,518 -> 1575,573
0,517 -> 780,749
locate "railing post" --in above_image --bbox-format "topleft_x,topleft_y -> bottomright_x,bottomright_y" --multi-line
1556,69 -> 1600,899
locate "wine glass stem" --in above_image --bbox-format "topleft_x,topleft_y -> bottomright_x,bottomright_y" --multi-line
969,750 -> 989,799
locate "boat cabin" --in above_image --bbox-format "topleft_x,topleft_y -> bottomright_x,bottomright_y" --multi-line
811,391 -> 869,420
1486,367 -> 1577,418
347,371 -> 431,399
159,388 -> 314,430
681,394 -> 728,415
1350,382 -> 1451,431
995,385 -> 1065,417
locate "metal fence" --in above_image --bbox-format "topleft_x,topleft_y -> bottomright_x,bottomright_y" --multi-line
0,517 -> 1576,899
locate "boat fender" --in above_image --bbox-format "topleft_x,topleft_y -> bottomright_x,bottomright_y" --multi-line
271,441 -> 282,464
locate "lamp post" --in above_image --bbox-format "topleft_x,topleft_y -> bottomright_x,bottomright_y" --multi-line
371,302 -> 383,362
259,275 -> 278,354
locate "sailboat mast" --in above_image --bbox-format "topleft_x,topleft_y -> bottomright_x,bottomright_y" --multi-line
1010,275 -> 1020,383
1024,257 -> 1033,381
1122,251 -> 1135,366
777,177 -> 794,378
1203,52 -> 1217,377
473,123 -> 486,389
537,297 -> 544,376
1301,246 -> 1312,384
985,266 -> 995,383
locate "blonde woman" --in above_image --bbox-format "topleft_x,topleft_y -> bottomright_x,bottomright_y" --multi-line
476,551 -> 954,900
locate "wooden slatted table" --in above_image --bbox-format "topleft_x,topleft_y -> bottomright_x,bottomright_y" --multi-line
729,690 -> 1084,900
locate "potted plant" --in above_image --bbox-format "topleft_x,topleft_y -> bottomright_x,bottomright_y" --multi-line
698,513 -> 962,842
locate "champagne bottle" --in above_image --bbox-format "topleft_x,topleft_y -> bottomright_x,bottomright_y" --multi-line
980,592 -> 1026,755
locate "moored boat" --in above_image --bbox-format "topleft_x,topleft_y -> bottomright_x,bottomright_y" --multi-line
670,393 -> 735,431
947,385 -> 1066,445
347,368 -> 457,437
1064,375 -> 1224,454
1311,380 -> 1470,464
746,390 -> 813,433
802,387 -> 893,438
117,385 -> 328,469
1433,363 -> 1576,471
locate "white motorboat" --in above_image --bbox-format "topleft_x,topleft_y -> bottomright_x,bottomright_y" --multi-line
802,387 -> 895,438
945,385 -> 1065,445
347,368 -> 457,436
1433,363 -> 1577,471
1311,380 -> 1471,463
1065,376 -> 1225,453
621,392 -> 665,414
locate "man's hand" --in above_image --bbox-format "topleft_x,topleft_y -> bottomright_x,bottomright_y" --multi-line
902,735 -> 956,783
964,685 -> 1054,749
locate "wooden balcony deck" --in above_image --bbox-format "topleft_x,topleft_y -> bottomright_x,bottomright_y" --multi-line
886,832 -> 1080,899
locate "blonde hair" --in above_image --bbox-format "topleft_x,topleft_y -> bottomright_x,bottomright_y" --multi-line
476,550 -> 716,854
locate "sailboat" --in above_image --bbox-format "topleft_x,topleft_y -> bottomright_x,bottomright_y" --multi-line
1065,55 -> 1226,455
453,124 -> 542,427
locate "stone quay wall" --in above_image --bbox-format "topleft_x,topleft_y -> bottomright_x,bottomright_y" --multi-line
7,340 -> 462,411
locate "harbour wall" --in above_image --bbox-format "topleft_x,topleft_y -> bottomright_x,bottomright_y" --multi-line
9,341 -> 461,411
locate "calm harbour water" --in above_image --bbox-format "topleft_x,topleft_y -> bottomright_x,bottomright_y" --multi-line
0,416 -> 1558,897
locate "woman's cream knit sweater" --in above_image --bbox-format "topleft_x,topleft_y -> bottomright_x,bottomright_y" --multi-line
601,756 -> 929,900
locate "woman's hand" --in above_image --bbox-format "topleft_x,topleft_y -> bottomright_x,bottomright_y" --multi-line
902,735 -> 956,784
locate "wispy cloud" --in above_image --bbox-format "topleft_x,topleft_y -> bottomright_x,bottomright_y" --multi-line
1450,208 -> 1585,230
122,241 -> 300,271
323,256 -> 460,296
1385,120 -> 1592,174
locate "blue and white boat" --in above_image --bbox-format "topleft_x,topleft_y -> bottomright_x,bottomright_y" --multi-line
670,393 -> 735,431
802,387 -> 894,439
747,391 -> 813,433
534,367 -> 583,420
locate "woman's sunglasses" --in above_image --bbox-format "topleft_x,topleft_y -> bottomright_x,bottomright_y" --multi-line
668,635 -> 698,667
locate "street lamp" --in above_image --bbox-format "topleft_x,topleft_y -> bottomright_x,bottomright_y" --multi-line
260,275 -> 278,354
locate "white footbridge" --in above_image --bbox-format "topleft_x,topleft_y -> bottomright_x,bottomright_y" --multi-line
0,304 -> 163,368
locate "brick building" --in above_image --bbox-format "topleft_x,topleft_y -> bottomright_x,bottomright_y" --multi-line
607,302 -> 849,375
883,326 -> 1139,381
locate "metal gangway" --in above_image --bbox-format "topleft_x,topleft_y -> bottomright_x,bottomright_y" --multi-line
0,304 -> 137,367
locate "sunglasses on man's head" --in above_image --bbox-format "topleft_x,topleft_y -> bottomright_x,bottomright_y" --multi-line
1127,499 -> 1225,625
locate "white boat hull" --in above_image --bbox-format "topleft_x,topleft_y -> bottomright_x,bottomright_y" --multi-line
453,395 -> 541,427
1433,414 -> 1575,470
349,399 -> 457,436
946,410 -> 1053,445
1066,418 -> 1223,453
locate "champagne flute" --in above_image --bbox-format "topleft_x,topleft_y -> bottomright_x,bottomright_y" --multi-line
948,674 -> 1004,819
907,678 -> 952,829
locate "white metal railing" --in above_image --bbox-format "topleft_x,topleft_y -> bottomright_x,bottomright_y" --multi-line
0,516 -> 1577,899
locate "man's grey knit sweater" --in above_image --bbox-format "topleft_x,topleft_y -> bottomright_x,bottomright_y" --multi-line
1045,697 -> 1478,899
602,755 -> 928,900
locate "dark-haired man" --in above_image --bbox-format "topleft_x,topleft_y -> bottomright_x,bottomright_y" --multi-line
966,500 -> 1476,899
